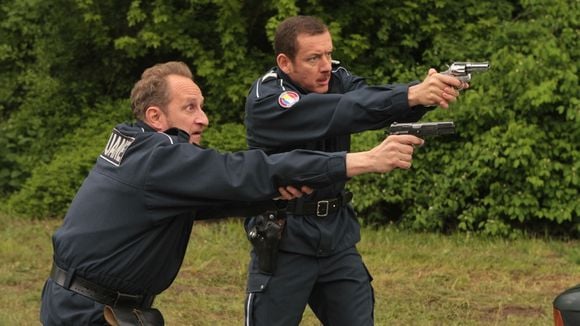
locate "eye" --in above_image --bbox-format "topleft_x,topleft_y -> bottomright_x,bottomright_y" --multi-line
307,55 -> 320,64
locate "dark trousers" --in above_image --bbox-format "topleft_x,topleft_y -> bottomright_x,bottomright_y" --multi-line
245,246 -> 374,326
40,279 -> 106,325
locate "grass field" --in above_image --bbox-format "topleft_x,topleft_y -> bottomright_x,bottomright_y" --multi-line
1,213 -> 578,325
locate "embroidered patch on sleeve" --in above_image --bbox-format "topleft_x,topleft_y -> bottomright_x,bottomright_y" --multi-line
100,128 -> 135,166
278,91 -> 300,109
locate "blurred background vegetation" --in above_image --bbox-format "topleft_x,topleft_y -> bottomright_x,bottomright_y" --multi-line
0,0 -> 578,237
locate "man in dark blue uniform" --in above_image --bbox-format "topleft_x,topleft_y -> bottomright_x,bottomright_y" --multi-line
40,61 -> 424,325
243,16 -> 467,326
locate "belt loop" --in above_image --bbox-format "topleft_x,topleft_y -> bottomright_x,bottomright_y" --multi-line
63,267 -> 76,289
293,198 -> 304,214
342,191 -> 353,205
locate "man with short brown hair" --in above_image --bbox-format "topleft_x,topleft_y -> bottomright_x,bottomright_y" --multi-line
244,15 -> 466,326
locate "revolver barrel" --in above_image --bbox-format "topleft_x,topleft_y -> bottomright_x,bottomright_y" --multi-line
449,62 -> 490,74
464,62 -> 490,72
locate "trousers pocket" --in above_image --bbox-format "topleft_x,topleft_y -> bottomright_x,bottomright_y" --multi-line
246,272 -> 271,293
245,273 -> 272,326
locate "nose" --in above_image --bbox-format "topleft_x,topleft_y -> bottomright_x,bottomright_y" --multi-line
196,108 -> 209,127
321,54 -> 332,72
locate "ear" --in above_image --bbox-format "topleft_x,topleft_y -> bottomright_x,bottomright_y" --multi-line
277,53 -> 292,74
144,106 -> 168,131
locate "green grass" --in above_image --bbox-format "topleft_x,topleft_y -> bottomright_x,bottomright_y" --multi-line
1,213 -> 578,325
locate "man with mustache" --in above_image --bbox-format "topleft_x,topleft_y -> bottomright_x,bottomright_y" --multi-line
243,15 -> 466,326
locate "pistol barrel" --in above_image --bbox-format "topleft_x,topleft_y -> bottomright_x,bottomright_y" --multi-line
464,62 -> 490,72
389,121 -> 455,136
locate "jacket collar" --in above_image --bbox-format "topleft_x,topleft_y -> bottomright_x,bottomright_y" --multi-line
136,120 -> 191,143
274,67 -> 309,94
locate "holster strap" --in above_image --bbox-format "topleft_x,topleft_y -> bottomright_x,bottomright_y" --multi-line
286,191 -> 353,217
104,305 -> 164,326
50,261 -> 155,308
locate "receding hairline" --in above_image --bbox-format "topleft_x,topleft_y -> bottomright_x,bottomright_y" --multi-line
130,61 -> 194,120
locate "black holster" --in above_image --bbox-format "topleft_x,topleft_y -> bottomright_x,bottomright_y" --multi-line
247,210 -> 286,274
104,305 -> 164,326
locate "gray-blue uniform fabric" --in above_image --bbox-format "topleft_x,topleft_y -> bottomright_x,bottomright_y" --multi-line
40,120 -> 350,325
243,62 -> 433,326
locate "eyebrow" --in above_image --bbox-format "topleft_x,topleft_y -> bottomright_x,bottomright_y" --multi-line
184,97 -> 204,108
306,49 -> 332,56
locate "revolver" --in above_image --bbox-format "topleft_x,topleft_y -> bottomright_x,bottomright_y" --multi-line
442,61 -> 490,83
388,121 -> 455,137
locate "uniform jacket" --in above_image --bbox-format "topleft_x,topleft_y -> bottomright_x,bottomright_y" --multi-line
244,62 -> 432,256
50,121 -> 348,296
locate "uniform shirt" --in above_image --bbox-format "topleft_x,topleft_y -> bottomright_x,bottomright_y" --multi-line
52,121 -> 348,296
244,62 -> 432,256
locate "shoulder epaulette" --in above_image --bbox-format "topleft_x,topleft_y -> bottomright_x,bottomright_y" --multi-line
261,71 -> 278,82
331,59 -> 351,76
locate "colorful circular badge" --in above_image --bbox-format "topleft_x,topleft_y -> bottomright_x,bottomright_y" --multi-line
278,91 -> 300,109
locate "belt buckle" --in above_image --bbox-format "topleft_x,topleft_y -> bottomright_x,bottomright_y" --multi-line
316,200 -> 329,217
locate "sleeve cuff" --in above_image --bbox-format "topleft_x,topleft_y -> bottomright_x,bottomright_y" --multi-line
327,152 -> 348,182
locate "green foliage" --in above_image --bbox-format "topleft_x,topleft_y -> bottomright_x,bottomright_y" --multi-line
0,0 -> 577,236
342,0 -> 579,237
0,0 -> 139,195
201,123 -> 248,153
5,100 -> 132,219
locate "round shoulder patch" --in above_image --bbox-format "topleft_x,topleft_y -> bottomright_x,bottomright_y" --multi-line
278,91 -> 300,109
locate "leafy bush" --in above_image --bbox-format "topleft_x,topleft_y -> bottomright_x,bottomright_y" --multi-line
0,0 -> 577,237
347,0 -> 579,237
5,100 -> 131,218
201,123 -> 248,153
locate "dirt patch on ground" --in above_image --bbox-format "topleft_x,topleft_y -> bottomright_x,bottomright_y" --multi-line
477,305 -> 546,322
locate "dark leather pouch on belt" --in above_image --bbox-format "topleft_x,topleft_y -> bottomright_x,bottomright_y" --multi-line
104,305 -> 164,326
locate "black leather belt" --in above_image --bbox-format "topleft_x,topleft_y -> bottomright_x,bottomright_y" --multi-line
286,191 -> 353,217
50,261 -> 155,308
